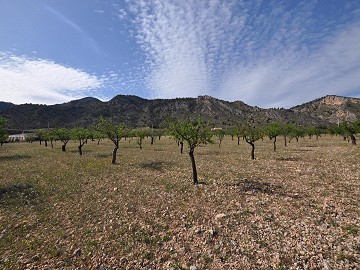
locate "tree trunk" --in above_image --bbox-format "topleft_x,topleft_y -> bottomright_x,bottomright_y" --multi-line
189,148 -> 198,185
44,140 -> 48,147
51,140 -> 54,148
61,144 -> 66,152
284,136 -> 287,147
151,137 -> 154,145
250,142 -> 255,160
273,136 -> 277,151
350,135 -> 356,145
78,145 -> 83,156
237,137 -> 240,145
180,141 -> 184,154
112,145 -> 119,164
245,140 -> 255,160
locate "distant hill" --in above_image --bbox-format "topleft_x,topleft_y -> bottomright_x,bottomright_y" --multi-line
291,95 -> 360,124
0,101 -> 16,111
0,94 -> 358,130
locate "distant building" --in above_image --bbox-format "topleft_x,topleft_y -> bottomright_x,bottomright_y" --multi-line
7,132 -> 35,142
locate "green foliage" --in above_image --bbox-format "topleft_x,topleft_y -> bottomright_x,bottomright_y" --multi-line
134,130 -> 146,149
213,129 -> 226,147
243,124 -> 264,160
0,117 -> 8,144
266,122 -> 281,139
71,127 -> 90,142
52,128 -> 71,151
71,128 -> 90,155
96,117 -> 130,164
52,128 -> 70,142
168,116 -> 213,184
96,117 -> 129,146
243,125 -> 263,143
169,116 -> 213,150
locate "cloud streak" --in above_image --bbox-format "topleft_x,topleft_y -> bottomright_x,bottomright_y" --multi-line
0,52 -> 105,104
126,0 -> 360,108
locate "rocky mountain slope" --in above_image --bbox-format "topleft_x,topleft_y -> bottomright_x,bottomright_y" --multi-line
0,95 -> 358,129
291,95 -> 360,124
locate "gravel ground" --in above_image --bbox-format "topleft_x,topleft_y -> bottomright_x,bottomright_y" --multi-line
0,135 -> 359,269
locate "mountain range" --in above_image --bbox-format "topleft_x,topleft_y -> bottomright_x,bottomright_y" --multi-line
0,95 -> 359,130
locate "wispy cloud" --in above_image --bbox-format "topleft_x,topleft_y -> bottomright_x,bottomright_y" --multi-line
125,0 -> 360,107
0,52 -> 105,104
45,5 -> 105,56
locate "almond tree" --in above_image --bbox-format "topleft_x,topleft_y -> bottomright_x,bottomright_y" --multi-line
52,128 -> 71,152
71,127 -> 89,156
266,122 -> 281,151
280,123 -> 294,147
135,130 -> 146,149
243,124 -> 263,160
169,116 -> 213,185
96,117 -> 129,164
214,129 -> 225,147
339,121 -> 360,145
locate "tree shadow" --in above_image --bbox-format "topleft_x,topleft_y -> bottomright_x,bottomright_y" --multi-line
0,155 -> 31,161
229,178 -> 302,199
0,183 -> 41,206
96,153 -> 112,158
276,156 -> 301,161
139,161 -> 174,172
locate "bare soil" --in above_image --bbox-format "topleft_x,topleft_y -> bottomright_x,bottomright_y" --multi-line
0,136 -> 359,269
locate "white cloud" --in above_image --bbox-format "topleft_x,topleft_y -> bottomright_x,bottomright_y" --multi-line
0,52 -> 105,104
218,21 -> 360,108
127,0 -> 360,107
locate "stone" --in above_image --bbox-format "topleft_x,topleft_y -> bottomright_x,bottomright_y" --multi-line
189,266 -> 197,270
73,248 -> 82,257
323,259 -> 332,270
215,213 -> 226,220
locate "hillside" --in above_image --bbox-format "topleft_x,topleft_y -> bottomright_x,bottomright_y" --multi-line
0,95 -> 358,129
291,95 -> 360,124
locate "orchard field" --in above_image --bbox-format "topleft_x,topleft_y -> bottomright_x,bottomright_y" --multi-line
0,135 -> 359,269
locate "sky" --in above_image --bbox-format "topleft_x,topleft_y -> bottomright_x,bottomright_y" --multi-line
0,0 -> 360,108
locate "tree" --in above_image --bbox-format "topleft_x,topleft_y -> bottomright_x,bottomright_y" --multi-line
169,116 -> 213,185
338,121 -> 360,145
0,117 -> 8,146
233,124 -> 245,146
214,129 -> 225,147
280,123 -> 294,147
266,122 -> 281,151
52,128 -> 71,152
243,124 -> 263,160
36,130 -> 49,147
289,126 -> 306,143
71,128 -> 90,156
96,117 -> 129,164
135,130 -> 146,149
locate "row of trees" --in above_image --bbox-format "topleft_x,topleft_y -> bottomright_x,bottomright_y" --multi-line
2,115 -> 360,185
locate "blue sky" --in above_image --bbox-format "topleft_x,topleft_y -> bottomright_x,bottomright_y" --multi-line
1,0 -> 360,108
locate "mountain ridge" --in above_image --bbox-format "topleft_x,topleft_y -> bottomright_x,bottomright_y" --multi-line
0,94 -> 359,129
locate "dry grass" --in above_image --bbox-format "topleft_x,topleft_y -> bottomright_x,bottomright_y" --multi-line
0,135 -> 359,269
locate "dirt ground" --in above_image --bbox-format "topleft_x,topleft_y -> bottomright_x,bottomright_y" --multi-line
0,135 -> 359,269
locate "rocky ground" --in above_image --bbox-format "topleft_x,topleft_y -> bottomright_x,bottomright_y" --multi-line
0,135 -> 359,269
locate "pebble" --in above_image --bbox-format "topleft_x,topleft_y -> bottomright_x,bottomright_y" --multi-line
323,259 -> 332,270
189,266 -> 197,270
215,213 -> 226,220
73,248 -> 82,256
